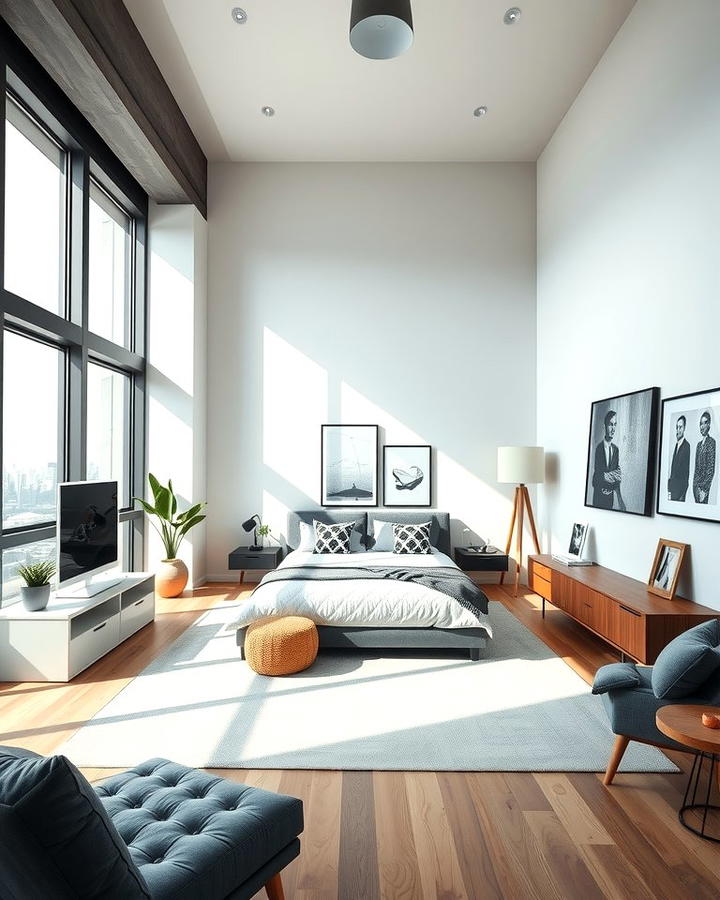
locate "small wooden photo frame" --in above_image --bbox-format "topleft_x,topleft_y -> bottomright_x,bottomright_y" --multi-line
648,539 -> 688,600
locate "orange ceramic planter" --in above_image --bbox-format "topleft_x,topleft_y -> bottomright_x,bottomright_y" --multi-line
156,558 -> 188,598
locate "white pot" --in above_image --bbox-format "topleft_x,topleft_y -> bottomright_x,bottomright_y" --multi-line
20,584 -> 51,612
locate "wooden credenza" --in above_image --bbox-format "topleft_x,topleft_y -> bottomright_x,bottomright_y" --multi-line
528,555 -> 718,664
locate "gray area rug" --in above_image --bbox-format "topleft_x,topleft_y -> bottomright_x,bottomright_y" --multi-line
58,601 -> 678,772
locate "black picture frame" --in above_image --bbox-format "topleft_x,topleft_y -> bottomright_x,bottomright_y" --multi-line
382,445 -> 432,507
656,386 -> 720,524
584,386 -> 660,517
320,424 -> 379,507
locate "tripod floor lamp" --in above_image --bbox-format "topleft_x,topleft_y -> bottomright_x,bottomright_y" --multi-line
497,446 -> 545,596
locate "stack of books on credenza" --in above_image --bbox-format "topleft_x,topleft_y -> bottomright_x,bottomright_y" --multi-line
551,553 -> 592,567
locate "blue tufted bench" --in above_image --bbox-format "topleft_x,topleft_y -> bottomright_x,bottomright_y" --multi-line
0,746 -> 303,900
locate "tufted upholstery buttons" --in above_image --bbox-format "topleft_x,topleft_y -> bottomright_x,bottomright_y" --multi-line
94,757 -> 303,899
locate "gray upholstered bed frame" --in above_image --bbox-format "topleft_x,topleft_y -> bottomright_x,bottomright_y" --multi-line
236,510 -> 488,661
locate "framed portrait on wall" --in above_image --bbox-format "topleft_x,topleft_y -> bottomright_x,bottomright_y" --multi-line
383,445 -> 432,507
657,387 -> 720,523
584,386 -> 660,516
321,424 -> 379,507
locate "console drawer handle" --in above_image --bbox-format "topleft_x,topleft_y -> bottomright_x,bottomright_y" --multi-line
619,605 -> 640,618
93,622 -> 107,633
134,598 -> 145,607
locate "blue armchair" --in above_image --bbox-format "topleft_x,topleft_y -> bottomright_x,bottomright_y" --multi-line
595,619 -> 720,785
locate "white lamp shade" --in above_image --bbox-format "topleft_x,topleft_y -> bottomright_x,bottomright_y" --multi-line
497,446 -> 545,484
350,0 -> 414,60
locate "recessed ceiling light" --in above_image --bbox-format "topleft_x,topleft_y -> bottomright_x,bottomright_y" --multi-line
473,106 -> 488,117
504,7 -> 522,25
261,106 -> 275,117
231,7 -> 247,24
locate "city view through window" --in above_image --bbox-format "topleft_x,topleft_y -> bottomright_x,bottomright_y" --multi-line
1,85 -> 143,605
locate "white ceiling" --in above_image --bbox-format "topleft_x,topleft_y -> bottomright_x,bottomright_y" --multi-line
123,0 -> 636,163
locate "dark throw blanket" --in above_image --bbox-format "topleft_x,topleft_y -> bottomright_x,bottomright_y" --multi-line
255,565 -> 489,621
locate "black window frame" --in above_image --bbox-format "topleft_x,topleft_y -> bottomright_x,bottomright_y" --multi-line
0,21 -> 148,602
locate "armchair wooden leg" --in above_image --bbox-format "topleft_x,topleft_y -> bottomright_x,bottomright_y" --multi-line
265,873 -> 285,900
603,735 -> 630,785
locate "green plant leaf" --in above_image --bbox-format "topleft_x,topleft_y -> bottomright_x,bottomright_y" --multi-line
177,514 -> 206,538
154,485 -> 171,521
176,502 -> 205,524
168,479 -> 177,516
148,473 -> 163,502
134,498 -> 157,516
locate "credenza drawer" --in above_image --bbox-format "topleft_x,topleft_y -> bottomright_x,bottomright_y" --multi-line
120,591 -> 155,642
531,573 -> 552,601
533,562 -> 552,582
609,603 -> 645,660
552,572 -> 573,611
69,612 -> 120,679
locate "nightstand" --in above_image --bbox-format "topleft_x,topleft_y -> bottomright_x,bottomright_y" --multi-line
454,548 -> 509,583
228,546 -> 283,584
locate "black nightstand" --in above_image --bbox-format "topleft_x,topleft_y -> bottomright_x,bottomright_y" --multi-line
228,546 -> 283,584
454,548 -> 509,584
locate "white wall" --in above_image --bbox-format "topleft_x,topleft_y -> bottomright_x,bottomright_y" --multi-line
537,0 -> 720,607
147,203 -> 208,585
207,163 -> 536,579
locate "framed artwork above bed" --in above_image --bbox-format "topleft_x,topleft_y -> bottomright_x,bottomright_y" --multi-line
321,424 -> 379,507
383,445 -> 432,507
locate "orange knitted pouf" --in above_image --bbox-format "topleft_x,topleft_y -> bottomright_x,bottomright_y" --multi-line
244,616 -> 319,676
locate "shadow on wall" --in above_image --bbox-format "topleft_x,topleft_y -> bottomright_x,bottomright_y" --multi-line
253,327 -> 531,557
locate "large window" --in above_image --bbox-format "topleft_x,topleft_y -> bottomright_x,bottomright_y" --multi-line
4,95 -> 66,315
0,45 -> 148,607
89,179 -> 131,347
2,331 -> 63,529
86,362 -> 131,508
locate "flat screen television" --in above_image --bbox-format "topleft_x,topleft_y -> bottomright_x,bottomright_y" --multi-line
56,480 -> 122,598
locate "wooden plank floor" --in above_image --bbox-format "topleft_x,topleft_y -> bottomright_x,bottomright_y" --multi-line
1,582 -> 718,899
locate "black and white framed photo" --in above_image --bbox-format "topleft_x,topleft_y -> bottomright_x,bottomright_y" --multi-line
383,445 -> 432,507
648,538 -> 688,600
584,386 -> 660,516
567,522 -> 589,559
321,424 -> 378,507
657,387 -> 720,523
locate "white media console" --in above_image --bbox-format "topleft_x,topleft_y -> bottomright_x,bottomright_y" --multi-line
0,573 -> 155,682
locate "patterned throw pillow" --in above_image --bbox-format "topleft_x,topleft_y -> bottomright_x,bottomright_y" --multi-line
313,520 -> 355,554
393,522 -> 431,554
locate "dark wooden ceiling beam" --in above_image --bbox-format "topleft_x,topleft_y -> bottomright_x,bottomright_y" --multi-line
0,0 -> 207,217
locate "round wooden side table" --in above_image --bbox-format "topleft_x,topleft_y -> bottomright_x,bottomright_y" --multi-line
656,704 -> 720,843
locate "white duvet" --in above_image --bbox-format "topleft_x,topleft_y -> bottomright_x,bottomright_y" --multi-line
233,548 -> 492,634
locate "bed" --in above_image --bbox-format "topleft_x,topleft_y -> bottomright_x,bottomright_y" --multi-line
234,511 -> 491,660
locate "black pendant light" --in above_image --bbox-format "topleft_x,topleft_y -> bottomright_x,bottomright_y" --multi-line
350,0 -> 414,60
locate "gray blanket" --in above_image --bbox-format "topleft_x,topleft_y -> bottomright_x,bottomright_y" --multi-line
255,565 -> 489,620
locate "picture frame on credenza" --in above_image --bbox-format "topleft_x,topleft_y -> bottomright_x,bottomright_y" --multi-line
648,538 -> 688,600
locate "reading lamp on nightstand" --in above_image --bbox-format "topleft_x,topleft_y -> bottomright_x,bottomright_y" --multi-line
497,446 -> 544,596
242,514 -> 263,551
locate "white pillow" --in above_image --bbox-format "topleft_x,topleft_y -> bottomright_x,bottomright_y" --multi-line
298,521 -> 314,551
370,520 -> 395,552
299,520 -> 365,552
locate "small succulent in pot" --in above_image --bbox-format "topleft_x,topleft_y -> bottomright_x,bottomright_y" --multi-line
18,560 -> 56,611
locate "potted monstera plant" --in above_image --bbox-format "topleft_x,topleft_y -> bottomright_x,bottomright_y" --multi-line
135,474 -> 206,598
18,560 -> 55,611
